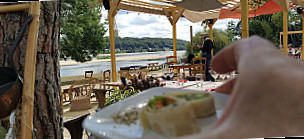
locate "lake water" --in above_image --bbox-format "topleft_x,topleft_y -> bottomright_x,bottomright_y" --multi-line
60,50 -> 186,77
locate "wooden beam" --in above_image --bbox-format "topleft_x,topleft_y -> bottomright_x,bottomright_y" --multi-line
110,0 -> 121,17
119,3 -> 165,15
0,3 -> 30,13
172,7 -> 184,24
241,0 -> 249,38
283,9 -> 288,54
20,2 -> 40,139
163,9 -> 173,25
228,3 -> 241,11
109,1 -> 117,82
302,13 -> 304,59
280,30 -> 303,35
152,0 -> 177,4
292,0 -> 304,8
122,0 -> 172,9
274,0 -> 290,11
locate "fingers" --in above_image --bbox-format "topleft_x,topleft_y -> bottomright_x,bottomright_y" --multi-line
215,77 -> 237,94
211,36 -> 277,74
211,42 -> 238,74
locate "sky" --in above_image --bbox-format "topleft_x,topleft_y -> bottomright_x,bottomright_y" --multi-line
101,9 -> 239,42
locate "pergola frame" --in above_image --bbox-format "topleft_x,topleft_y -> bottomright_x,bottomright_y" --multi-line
107,1 -> 301,74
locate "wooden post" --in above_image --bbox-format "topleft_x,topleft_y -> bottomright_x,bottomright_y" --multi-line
172,7 -> 184,61
190,26 -> 193,54
283,9 -> 288,54
207,19 -> 217,56
20,2 -> 40,139
0,3 -> 30,13
241,0 -> 249,38
109,11 -> 117,82
108,0 -> 120,82
301,13 -> 304,59
172,10 -> 177,58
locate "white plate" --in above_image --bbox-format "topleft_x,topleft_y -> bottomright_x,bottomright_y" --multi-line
82,87 -> 230,138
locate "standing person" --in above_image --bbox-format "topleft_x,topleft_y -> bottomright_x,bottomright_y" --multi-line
197,34 -> 215,81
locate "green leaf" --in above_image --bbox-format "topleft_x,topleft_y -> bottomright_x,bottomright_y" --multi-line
0,126 -> 7,139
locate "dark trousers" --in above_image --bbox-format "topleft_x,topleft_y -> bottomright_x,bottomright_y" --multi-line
202,53 -> 215,81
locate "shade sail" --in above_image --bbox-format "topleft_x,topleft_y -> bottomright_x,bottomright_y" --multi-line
173,0 -> 224,12
182,0 -> 284,23
183,9 -> 221,23
219,0 -> 283,19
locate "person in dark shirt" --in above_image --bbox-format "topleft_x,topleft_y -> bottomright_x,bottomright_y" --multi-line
197,34 -> 215,81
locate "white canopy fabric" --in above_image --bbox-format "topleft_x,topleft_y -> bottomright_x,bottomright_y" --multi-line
181,0 -> 238,23
173,0 -> 224,12
183,9 -> 221,23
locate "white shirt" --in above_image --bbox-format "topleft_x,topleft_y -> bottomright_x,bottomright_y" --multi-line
288,48 -> 295,55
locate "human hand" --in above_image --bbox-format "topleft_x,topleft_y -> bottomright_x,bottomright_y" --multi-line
197,44 -> 202,48
184,36 -> 304,138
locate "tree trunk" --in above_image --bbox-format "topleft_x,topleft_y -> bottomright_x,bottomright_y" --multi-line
0,1 -> 63,138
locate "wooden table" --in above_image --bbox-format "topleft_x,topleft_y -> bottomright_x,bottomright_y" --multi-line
148,63 -> 161,71
100,81 -> 122,87
168,64 -> 194,76
118,68 -> 149,80
162,81 -> 223,91
92,89 -> 109,109
62,84 -> 91,102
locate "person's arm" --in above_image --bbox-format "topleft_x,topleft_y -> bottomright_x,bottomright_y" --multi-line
182,36 -> 304,139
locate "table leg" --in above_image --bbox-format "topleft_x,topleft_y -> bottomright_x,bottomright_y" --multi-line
94,89 -> 107,109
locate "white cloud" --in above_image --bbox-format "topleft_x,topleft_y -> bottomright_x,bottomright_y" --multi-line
102,8 -> 239,41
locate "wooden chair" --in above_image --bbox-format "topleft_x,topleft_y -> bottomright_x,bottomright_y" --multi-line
68,78 -> 100,111
164,56 -> 177,76
192,57 -> 207,80
84,71 -> 93,94
166,56 -> 177,65
102,69 -> 111,89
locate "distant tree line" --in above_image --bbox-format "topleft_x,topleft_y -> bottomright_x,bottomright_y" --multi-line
227,10 -> 302,47
106,37 -> 188,53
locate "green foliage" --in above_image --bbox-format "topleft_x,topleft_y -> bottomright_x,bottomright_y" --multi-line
213,29 -> 231,55
107,37 -> 188,53
228,10 -> 303,45
226,20 -> 241,42
60,0 -> 107,62
185,29 -> 231,56
105,87 -> 140,106
0,126 -> 6,139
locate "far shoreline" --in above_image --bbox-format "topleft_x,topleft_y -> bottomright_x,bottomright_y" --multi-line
60,51 -> 185,66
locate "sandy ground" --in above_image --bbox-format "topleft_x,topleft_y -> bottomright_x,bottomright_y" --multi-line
60,53 -> 184,66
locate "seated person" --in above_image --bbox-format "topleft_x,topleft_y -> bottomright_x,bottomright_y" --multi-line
295,46 -> 302,59
187,53 -> 195,63
288,44 -> 295,57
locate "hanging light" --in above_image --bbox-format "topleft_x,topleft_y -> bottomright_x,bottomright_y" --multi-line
103,0 -> 110,10
208,19 -> 214,25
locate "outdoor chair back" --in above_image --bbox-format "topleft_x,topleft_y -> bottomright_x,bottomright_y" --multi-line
192,57 -> 207,80
166,56 -> 177,65
102,69 -> 111,89
68,78 -> 100,111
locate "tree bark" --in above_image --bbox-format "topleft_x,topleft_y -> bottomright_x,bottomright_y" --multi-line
0,1 -> 63,138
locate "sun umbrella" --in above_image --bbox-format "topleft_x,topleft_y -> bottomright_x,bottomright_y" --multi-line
173,0 -> 224,12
